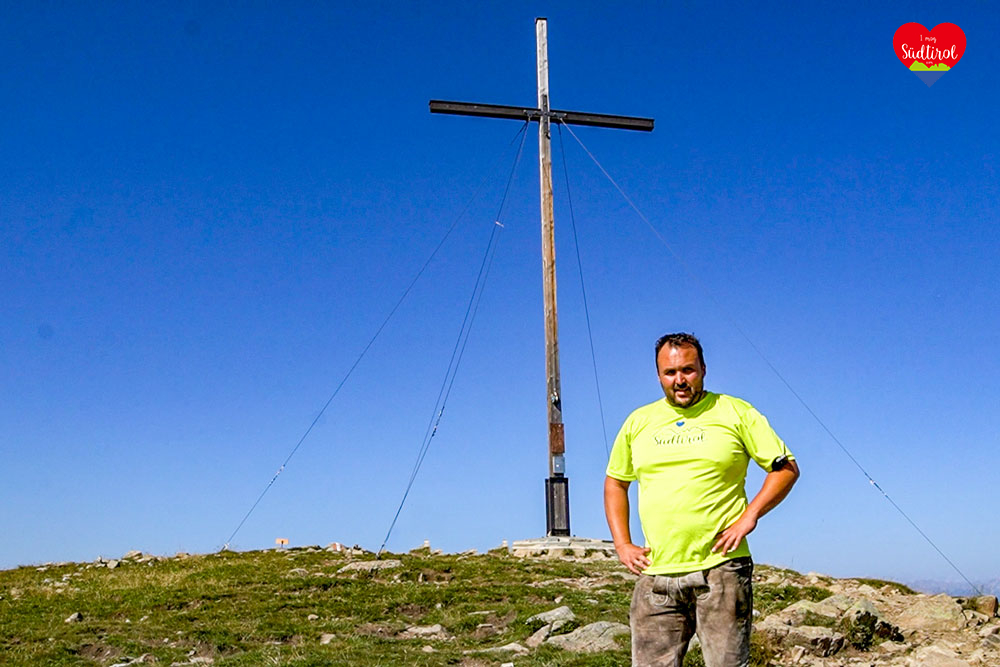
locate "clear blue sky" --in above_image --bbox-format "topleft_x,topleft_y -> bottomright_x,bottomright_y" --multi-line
3,2 -> 998,587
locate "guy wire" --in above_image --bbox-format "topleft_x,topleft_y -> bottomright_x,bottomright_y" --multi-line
377,123 -> 530,557
559,121 -> 983,596
222,122 -> 530,551
555,123 -> 611,456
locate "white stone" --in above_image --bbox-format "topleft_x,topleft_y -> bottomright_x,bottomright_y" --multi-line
337,559 -> 401,574
546,621 -> 630,653
526,605 -> 575,626
399,624 -> 450,640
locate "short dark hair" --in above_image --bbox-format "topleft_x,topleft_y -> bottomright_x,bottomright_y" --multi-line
654,332 -> 705,368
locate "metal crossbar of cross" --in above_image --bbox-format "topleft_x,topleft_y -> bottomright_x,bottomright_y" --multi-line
430,18 -> 654,537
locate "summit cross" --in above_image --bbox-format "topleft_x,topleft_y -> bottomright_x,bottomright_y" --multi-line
430,17 -> 654,537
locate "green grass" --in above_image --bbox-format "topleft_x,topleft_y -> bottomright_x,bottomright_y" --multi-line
753,583 -> 833,617
0,549 -> 635,666
682,633 -> 777,667
853,579 -> 916,596
0,550 -> 900,666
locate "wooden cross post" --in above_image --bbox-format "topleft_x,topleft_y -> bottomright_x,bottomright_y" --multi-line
430,18 -> 653,537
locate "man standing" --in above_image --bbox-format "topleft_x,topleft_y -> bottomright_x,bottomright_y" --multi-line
604,333 -> 799,667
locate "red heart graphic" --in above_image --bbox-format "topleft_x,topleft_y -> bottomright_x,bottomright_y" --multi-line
893,23 -> 966,70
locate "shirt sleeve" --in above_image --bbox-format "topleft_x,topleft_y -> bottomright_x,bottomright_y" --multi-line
606,417 -> 637,481
738,405 -> 794,472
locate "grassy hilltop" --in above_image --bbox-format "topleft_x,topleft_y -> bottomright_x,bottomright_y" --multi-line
0,546 -> 895,666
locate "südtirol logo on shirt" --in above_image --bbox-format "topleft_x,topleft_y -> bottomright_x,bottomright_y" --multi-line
652,424 -> 705,447
893,23 -> 966,87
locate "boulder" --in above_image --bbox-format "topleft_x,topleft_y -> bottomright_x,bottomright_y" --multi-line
526,605 -> 575,626
972,596 -> 998,617
755,615 -> 792,642
844,598 -> 880,619
812,594 -> 853,617
525,624 -> 552,648
845,598 -> 903,642
546,621 -> 630,653
781,625 -> 845,657
906,645 -> 972,667
337,559 -> 401,574
778,599 -> 839,626
964,610 -> 990,627
894,594 -> 966,632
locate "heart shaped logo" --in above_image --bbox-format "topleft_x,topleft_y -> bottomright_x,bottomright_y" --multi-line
893,23 -> 966,87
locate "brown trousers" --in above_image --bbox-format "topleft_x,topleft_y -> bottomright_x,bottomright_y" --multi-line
630,557 -> 753,667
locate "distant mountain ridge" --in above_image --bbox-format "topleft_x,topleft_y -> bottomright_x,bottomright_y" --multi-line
906,577 -> 1000,597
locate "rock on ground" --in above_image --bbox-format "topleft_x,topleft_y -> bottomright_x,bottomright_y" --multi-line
782,625 -> 845,657
905,645 -> 973,667
971,595 -> 999,617
469,642 -> 529,655
336,559 -> 401,574
892,594 -> 967,632
546,621 -> 630,653
525,605 -> 575,626
399,624 -> 451,640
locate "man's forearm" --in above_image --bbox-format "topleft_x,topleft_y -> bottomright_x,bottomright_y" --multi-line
745,459 -> 800,521
604,476 -> 651,574
603,476 -> 633,547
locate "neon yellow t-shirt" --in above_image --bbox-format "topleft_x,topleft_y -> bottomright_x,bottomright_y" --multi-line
606,392 -> 794,575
